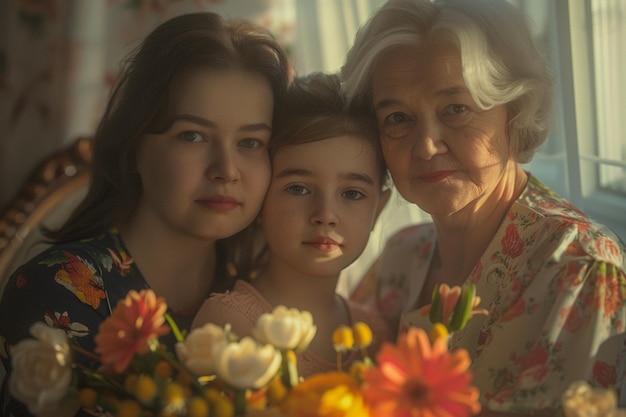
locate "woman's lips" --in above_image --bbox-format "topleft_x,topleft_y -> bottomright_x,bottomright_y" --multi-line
197,196 -> 240,212
416,170 -> 456,183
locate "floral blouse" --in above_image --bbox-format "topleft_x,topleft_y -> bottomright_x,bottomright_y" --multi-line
192,280 -> 392,378
351,175 -> 626,413
0,229 -> 195,417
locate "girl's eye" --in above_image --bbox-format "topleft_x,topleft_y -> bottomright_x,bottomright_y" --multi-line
239,138 -> 265,149
379,112 -> 414,140
286,185 -> 309,196
441,104 -> 474,127
179,131 -> 205,143
342,190 -> 365,200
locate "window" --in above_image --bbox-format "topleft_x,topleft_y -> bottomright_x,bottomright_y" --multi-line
521,0 -> 626,239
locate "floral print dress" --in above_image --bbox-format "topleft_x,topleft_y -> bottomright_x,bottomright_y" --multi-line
351,175 -> 626,413
0,229 -> 195,416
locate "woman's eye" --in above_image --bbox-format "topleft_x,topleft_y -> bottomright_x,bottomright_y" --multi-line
342,190 -> 365,200
441,104 -> 474,127
286,185 -> 309,196
239,138 -> 265,149
179,131 -> 205,143
379,112 -> 414,140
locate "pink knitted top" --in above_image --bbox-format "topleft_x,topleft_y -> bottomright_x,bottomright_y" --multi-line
192,280 -> 392,378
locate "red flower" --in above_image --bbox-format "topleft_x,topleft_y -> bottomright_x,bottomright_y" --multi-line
361,327 -> 481,417
95,289 -> 169,373
592,360 -> 616,387
501,224 -> 524,258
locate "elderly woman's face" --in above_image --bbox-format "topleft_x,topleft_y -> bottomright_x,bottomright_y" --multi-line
371,40 -> 514,216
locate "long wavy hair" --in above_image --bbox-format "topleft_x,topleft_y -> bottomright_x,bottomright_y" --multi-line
46,12 -> 291,291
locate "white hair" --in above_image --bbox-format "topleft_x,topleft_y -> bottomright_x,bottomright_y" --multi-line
342,0 -> 554,162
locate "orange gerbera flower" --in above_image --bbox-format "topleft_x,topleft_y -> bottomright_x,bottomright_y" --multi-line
95,289 -> 169,373
361,327 -> 481,417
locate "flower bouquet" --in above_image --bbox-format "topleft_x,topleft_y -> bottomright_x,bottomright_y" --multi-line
7,286 -> 486,417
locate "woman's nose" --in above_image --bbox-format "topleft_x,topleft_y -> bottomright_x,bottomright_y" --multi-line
411,116 -> 448,160
207,146 -> 240,182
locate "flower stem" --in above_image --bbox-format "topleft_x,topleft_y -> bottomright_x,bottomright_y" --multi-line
281,349 -> 299,389
233,389 -> 247,417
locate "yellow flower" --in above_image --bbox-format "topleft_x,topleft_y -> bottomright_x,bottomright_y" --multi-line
161,382 -> 186,410
332,325 -> 354,351
135,374 -> 158,404
352,322 -> 372,348
116,399 -> 142,417
154,360 -> 173,379
78,387 -> 98,409
206,389 -> 235,417
187,396 -> 210,417
280,372 -> 368,417
429,322 -> 450,342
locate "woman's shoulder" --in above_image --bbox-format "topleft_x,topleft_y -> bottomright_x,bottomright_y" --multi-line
514,175 -> 625,266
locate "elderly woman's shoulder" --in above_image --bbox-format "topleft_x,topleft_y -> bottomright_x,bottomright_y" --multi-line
517,175 -> 625,266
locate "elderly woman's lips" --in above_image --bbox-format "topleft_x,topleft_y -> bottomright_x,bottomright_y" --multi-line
417,170 -> 456,183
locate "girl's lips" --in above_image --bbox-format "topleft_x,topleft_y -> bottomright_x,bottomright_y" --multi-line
416,170 -> 456,183
304,238 -> 341,253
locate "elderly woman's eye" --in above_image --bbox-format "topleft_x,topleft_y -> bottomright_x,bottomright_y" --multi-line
380,112 -> 414,140
441,104 -> 473,127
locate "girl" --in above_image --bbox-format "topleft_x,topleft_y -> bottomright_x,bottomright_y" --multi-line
192,73 -> 392,377
0,12 -> 290,416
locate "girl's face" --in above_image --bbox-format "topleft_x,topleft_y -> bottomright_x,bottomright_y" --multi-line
260,135 -> 388,278
134,68 -> 273,241
371,41 -> 514,217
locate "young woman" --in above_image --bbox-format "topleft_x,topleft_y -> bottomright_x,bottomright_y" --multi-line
192,73 -> 392,377
0,12 -> 290,416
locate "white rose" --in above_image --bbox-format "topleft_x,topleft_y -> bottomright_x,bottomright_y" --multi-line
176,323 -> 230,376
213,337 -> 281,390
9,322 -> 73,416
562,380 -> 620,417
254,305 -> 317,351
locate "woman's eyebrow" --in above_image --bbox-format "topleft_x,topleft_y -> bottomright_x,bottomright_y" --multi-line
173,114 -> 271,132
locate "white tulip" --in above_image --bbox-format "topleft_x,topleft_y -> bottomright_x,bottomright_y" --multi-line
213,337 -> 281,390
175,323 -> 231,376
254,305 -> 317,351
9,322 -> 73,416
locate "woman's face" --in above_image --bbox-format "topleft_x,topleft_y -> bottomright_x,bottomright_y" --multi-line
371,40 -> 514,216
134,68 -> 273,240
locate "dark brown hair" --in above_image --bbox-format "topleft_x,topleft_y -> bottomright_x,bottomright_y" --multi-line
45,13 -> 291,291
48,13 -> 290,242
271,72 -> 387,186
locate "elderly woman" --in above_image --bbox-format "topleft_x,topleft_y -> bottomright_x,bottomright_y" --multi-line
342,0 -> 626,415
